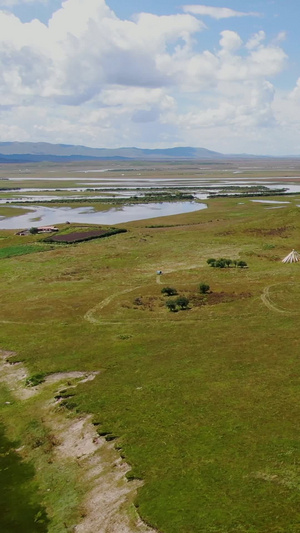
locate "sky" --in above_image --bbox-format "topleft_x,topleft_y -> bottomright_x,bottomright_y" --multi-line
1,0 -> 300,155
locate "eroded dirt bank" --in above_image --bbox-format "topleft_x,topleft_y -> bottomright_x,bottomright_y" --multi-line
0,351 -> 156,533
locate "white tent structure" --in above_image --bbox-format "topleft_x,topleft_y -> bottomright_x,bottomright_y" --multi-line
282,249 -> 300,263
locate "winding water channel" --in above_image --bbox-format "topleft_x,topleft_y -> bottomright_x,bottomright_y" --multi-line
0,201 -> 207,229
1,171 -> 300,229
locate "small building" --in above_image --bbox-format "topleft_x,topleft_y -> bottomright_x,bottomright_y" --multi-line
37,226 -> 59,233
15,230 -> 30,236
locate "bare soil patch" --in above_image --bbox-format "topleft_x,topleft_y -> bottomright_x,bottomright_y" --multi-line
0,351 -> 156,533
189,291 -> 252,307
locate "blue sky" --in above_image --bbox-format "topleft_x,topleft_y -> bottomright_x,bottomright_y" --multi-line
0,0 -> 300,154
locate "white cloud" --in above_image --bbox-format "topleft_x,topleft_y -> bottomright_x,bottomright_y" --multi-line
0,0 -> 46,5
0,0 -> 293,153
182,4 -> 260,19
275,31 -> 287,43
289,78 -> 300,100
246,31 -> 266,50
156,30 -> 286,92
165,81 -> 276,129
219,30 -> 243,52
0,0 -> 202,103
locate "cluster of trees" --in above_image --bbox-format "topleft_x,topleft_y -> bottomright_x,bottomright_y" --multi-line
165,296 -> 189,312
161,287 -> 189,311
207,258 -> 247,269
162,283 -> 211,312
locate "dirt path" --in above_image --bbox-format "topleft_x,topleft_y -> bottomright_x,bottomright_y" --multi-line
0,351 -> 156,533
84,286 -> 141,325
0,320 -> 46,325
261,285 -> 295,315
84,264 -> 202,325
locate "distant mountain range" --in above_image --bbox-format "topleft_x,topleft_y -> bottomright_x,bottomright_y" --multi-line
0,142 -> 228,162
0,142 -> 288,162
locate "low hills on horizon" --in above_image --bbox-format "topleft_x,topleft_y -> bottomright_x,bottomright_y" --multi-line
0,141 -> 292,163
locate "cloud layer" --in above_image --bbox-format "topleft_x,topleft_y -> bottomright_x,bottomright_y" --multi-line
182,5 -> 260,19
0,0 -> 46,6
0,0 -> 297,154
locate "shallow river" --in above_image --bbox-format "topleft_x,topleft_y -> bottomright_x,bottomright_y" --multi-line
0,201 -> 207,229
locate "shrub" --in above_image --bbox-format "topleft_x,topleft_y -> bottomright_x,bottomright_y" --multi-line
161,287 -> 178,296
199,283 -> 210,294
207,258 -> 216,265
25,373 -> 47,387
237,260 -> 248,268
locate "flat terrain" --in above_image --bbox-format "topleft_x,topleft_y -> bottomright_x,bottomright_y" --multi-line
1,187 -> 300,532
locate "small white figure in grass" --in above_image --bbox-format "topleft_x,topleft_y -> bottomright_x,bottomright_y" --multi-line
156,270 -> 163,275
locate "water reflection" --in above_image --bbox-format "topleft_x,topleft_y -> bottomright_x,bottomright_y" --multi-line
0,202 -> 207,229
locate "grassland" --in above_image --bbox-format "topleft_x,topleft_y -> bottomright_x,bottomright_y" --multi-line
1,195 -> 300,532
0,244 -> 50,259
0,205 -> 33,217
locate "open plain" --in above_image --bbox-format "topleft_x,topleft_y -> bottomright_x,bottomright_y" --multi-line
1,160 -> 300,532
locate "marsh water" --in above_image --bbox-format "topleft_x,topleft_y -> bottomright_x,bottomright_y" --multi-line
0,201 -> 206,229
0,424 -> 48,532
1,167 -> 300,229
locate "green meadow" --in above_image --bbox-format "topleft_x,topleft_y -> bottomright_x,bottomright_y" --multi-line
1,196 -> 300,532
0,205 -> 33,217
0,244 -> 50,259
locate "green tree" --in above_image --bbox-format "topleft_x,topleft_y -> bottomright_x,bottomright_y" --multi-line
165,300 -> 177,312
237,260 -> 247,268
207,258 -> 216,265
215,259 -> 226,268
161,287 -> 178,296
199,283 -> 210,294
176,296 -> 189,310
29,227 -> 39,234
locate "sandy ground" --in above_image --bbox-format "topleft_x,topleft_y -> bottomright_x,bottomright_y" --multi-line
0,354 -> 99,400
0,351 -> 156,533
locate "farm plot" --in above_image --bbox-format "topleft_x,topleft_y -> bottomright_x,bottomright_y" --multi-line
45,226 -> 127,243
